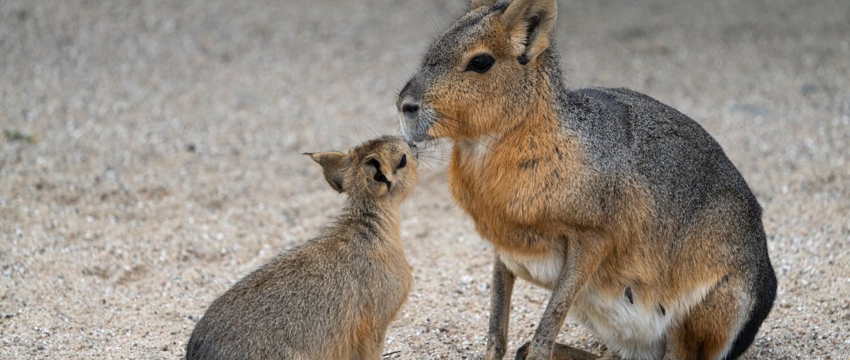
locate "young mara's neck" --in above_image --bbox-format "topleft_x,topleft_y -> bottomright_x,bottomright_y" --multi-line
342,195 -> 402,238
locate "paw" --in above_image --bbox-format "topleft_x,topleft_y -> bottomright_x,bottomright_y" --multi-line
596,348 -> 620,360
514,342 -> 531,360
596,357 -> 619,360
513,342 -> 547,360
485,340 -> 507,360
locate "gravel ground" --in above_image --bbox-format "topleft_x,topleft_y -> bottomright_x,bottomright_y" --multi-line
1,0 -> 848,359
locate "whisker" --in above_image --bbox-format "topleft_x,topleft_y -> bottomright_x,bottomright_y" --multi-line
419,157 -> 440,174
418,141 -> 451,165
352,121 -> 364,144
362,123 -> 380,137
419,6 -> 443,40
433,110 -> 499,143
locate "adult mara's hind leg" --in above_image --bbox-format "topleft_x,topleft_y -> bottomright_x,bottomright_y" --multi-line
515,342 -> 601,360
663,276 -> 753,360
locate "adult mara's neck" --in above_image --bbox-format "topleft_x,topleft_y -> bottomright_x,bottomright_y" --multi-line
503,48 -> 567,137
448,47 -> 568,167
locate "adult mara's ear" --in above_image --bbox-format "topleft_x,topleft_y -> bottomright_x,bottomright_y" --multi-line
471,0 -> 496,9
305,151 -> 349,193
499,0 -> 558,65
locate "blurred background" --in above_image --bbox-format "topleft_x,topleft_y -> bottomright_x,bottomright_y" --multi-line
1,0 -> 848,358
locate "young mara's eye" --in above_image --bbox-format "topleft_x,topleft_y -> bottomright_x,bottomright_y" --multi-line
465,54 -> 495,73
397,154 -> 407,169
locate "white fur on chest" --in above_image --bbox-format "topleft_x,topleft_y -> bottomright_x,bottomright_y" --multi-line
458,137 -> 497,173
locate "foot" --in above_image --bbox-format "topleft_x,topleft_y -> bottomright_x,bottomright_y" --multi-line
514,341 -> 601,360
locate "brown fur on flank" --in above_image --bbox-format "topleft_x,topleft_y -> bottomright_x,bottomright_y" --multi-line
185,136 -> 418,360
397,1 -> 776,359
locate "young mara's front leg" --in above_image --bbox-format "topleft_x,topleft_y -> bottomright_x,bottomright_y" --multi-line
486,254 -> 516,360
517,239 -> 609,360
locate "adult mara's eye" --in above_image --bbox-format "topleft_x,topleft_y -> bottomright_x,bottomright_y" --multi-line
397,154 -> 407,169
465,54 -> 495,73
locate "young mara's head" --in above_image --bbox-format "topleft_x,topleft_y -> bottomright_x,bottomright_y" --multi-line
307,136 -> 419,203
397,0 -> 558,143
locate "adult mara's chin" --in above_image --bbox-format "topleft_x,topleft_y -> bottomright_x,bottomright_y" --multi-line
397,112 -> 435,144
401,131 -> 431,144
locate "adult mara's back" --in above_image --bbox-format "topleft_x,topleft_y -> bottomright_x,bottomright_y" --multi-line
396,1 -> 776,359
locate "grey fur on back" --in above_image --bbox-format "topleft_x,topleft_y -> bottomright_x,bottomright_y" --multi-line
550,52 -> 775,358
565,87 -> 759,222
537,46 -> 758,227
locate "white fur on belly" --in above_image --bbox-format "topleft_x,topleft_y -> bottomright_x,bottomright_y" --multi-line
570,282 -> 716,360
497,250 -> 726,360
570,289 -> 668,360
497,249 -> 564,289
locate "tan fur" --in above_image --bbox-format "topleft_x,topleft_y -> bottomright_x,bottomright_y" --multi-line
664,276 -> 750,360
186,136 -> 418,360
397,0 -> 776,359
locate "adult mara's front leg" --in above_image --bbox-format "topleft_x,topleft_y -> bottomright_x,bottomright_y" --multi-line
486,254 -> 517,360
516,238 -> 609,360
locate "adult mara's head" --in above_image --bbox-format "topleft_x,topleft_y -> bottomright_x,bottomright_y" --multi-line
397,0 -> 560,143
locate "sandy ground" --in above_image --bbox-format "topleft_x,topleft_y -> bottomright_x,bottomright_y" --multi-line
1,0 -> 849,359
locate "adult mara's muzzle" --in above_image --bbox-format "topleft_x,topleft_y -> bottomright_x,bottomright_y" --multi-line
396,76 -> 434,143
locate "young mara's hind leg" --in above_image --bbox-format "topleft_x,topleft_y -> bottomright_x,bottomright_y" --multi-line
354,329 -> 387,360
663,277 -> 751,360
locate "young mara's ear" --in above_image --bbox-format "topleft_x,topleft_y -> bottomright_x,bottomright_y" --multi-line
471,0 -> 496,9
361,155 -> 391,197
499,0 -> 558,65
305,151 -> 349,193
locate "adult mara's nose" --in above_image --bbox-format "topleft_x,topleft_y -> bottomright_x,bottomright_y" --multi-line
400,101 -> 419,120
397,78 -> 423,121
